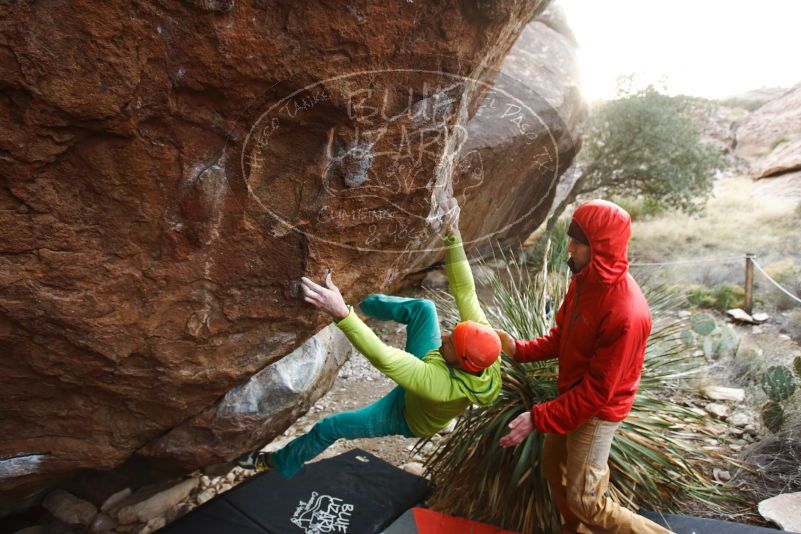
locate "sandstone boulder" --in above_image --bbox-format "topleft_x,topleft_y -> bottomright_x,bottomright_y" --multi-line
139,324 -> 352,466
734,83 -> 801,178
0,0 -> 583,513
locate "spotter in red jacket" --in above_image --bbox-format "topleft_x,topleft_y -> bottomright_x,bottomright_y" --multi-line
515,200 -> 652,435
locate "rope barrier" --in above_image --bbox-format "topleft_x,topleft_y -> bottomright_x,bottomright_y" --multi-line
629,255 -> 744,267
751,259 -> 801,305
590,252 -> 801,306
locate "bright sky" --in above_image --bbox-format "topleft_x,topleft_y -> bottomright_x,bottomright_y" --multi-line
558,0 -> 801,102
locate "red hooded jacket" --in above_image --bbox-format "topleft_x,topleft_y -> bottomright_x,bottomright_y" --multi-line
515,200 -> 652,435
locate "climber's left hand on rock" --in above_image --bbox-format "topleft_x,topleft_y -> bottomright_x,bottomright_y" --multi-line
441,197 -> 460,236
301,271 -> 350,321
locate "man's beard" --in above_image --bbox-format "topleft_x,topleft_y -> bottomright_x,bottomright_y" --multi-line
567,257 -> 581,274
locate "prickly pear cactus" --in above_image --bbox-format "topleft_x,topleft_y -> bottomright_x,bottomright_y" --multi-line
690,313 -> 716,336
793,356 -> 801,379
716,324 -> 740,359
680,328 -> 694,346
761,401 -> 785,433
761,365 -> 797,403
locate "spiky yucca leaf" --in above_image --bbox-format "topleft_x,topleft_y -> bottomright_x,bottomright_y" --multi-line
424,242 -> 744,533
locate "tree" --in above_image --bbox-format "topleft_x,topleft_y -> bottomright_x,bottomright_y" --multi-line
548,84 -> 726,229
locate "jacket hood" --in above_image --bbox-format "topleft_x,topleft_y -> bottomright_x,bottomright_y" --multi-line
450,362 -> 501,405
572,200 -> 631,285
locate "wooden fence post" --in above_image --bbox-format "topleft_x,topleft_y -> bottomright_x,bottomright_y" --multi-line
744,253 -> 755,315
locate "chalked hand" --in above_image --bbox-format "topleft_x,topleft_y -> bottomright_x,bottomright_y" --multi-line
301,271 -> 350,321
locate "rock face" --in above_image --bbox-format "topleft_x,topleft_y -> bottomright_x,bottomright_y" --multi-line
0,0 -> 582,513
139,324 -> 353,467
734,83 -> 801,178
445,3 -> 585,258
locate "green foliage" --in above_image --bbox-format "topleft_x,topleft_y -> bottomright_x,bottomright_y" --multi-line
680,328 -> 694,346
794,356 -> 801,379
766,263 -> 801,311
424,244 -> 741,532
682,312 -> 739,360
761,401 -> 785,433
758,365 -> 798,433
524,218 -> 570,275
686,284 -> 745,311
687,287 -> 717,309
578,85 -> 726,214
690,312 -> 717,336
717,96 -> 768,112
609,196 -> 665,221
730,340 -> 767,385
714,324 -> 741,360
712,285 -> 745,310
761,366 -> 797,403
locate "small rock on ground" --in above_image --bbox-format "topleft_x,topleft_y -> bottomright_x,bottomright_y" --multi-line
117,478 -> 199,525
705,402 -> 730,419
101,488 -> 132,513
42,489 -> 97,526
702,385 -> 745,402
758,492 -> 801,532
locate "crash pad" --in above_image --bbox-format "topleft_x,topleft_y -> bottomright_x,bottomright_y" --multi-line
639,509 -> 792,533
157,449 -> 429,534
380,507 -> 520,533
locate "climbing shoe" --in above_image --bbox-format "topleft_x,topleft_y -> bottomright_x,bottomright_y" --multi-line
236,450 -> 273,473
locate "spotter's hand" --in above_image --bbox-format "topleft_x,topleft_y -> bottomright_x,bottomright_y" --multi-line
301,272 -> 350,321
499,411 -> 534,448
494,329 -> 517,357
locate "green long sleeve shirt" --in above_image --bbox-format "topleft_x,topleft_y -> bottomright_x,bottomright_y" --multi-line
335,233 -> 502,437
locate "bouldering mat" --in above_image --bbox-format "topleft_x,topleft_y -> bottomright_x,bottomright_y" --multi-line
380,507 -> 521,534
639,509 -> 793,533
380,507 -> 791,534
157,449 -> 430,534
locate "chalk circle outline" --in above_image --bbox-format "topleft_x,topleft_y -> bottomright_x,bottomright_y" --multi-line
241,66 -> 564,254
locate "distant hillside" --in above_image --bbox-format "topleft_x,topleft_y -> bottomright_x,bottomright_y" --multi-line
683,84 -> 801,181
719,87 -> 790,112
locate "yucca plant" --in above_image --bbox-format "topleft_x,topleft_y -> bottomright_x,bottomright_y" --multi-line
423,239 -> 745,533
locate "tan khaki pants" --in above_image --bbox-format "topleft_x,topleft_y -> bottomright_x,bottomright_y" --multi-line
541,417 -> 674,534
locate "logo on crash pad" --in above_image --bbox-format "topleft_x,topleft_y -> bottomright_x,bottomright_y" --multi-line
290,491 -> 354,533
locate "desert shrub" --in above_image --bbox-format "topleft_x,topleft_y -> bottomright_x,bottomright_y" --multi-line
760,260 -> 801,311
743,427 -> 801,502
609,196 -> 665,221
686,284 -> 745,311
717,96 -> 768,112
728,340 -> 769,386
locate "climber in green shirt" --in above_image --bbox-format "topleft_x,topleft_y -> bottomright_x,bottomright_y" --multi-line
238,198 -> 503,479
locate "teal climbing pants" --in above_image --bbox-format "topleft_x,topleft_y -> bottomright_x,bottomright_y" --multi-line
271,294 -> 442,479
